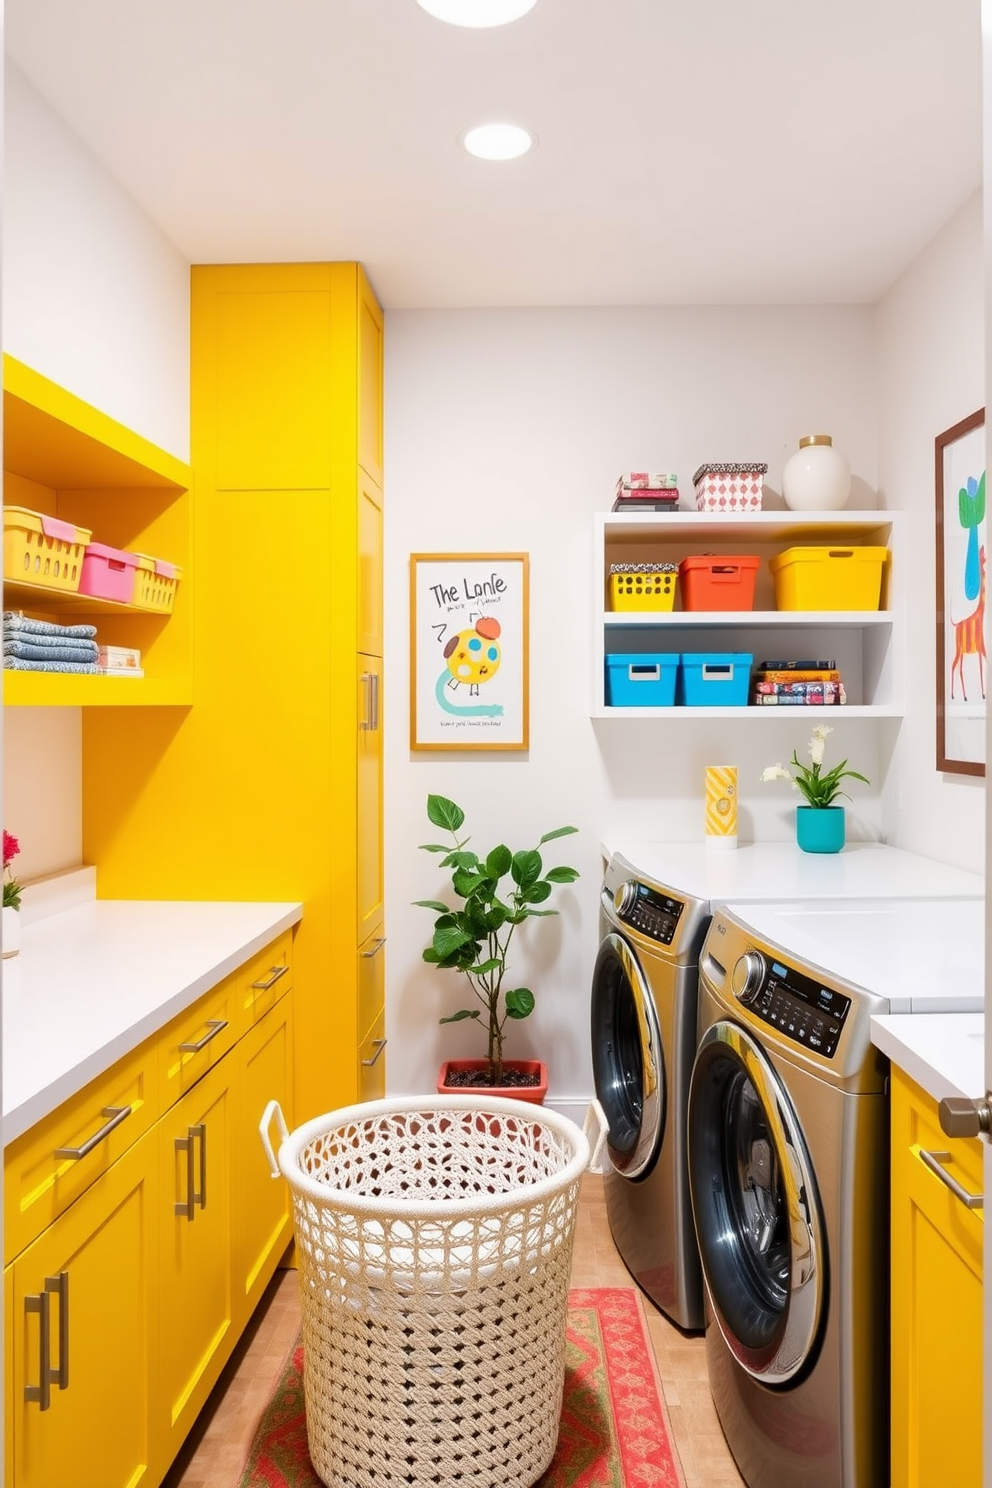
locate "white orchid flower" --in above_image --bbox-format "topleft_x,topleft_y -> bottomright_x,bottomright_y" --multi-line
761,764 -> 793,783
808,725 -> 833,766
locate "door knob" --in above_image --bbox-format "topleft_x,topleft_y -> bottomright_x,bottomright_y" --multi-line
938,1094 -> 992,1139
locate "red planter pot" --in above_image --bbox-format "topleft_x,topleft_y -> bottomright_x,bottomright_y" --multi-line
436,1059 -> 548,1105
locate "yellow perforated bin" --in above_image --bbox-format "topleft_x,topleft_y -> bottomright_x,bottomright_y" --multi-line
132,553 -> 183,613
3,506 -> 91,593
769,545 -> 889,611
609,563 -> 678,611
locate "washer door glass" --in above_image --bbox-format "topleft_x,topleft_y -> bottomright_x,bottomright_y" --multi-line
590,932 -> 664,1179
687,1020 -> 825,1384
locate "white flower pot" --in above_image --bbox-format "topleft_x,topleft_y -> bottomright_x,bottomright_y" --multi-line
782,434 -> 851,512
2,905 -> 20,958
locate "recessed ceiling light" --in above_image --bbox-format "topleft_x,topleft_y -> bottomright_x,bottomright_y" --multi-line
461,123 -> 535,160
414,0 -> 537,28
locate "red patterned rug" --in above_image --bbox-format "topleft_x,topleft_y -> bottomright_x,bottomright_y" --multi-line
238,1287 -> 685,1486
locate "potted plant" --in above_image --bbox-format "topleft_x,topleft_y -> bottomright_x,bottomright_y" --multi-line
415,794 -> 579,1101
761,724 -> 870,853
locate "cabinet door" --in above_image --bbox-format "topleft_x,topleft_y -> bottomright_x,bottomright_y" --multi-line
357,653 -> 384,942
234,993 -> 294,1328
12,1133 -> 157,1488
890,1070 -> 983,1488
358,272 -> 384,487
359,1009 -> 387,1104
358,473 -> 384,657
157,1055 -> 234,1462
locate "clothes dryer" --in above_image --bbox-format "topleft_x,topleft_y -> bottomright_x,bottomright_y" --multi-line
591,843 -> 983,1332
687,897 -> 984,1488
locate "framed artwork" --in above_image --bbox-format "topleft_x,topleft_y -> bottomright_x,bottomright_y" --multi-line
409,553 -> 530,751
935,408 -> 986,776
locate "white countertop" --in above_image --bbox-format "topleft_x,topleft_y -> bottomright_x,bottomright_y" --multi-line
871,1013 -> 985,1105
3,896 -> 303,1144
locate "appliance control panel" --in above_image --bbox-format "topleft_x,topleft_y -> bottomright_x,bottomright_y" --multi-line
615,881 -> 684,946
734,951 -> 852,1058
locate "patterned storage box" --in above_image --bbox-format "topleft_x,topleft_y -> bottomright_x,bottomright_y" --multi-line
692,463 -> 767,513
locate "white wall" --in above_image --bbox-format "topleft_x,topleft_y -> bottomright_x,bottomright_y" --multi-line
3,62 -> 190,459
876,189 -> 986,872
383,305 -> 886,1110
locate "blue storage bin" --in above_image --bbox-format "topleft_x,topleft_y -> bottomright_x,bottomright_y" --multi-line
606,652 -> 679,707
680,652 -> 753,707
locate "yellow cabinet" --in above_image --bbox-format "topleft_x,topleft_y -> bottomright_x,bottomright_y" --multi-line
157,1053 -> 234,1464
234,992 -> 294,1325
890,1067 -> 984,1488
358,931 -> 387,1099
11,1131 -> 158,1488
358,472 -> 384,657
358,652 -> 384,944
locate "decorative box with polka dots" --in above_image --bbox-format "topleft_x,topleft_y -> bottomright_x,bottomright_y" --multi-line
692,463 -> 767,512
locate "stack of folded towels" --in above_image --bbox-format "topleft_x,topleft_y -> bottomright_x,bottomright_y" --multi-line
3,613 -> 100,673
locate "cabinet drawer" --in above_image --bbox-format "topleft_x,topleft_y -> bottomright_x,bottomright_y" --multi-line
358,931 -> 386,1044
235,930 -> 294,1036
160,974 -> 238,1107
358,1009 -> 387,1104
4,1037 -> 158,1264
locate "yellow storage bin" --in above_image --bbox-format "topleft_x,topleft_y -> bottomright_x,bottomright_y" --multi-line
769,545 -> 889,611
3,506 -> 91,593
132,553 -> 183,613
609,563 -> 678,611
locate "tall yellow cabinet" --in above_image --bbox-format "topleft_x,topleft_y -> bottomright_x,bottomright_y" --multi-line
83,263 -> 385,1123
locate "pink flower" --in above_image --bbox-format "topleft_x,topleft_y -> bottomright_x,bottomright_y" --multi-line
3,831 -> 19,869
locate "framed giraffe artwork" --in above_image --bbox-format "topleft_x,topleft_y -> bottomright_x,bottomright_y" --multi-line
409,553 -> 530,751
935,408 -> 986,776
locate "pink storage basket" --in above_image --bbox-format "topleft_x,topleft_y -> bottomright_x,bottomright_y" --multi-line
78,542 -> 140,604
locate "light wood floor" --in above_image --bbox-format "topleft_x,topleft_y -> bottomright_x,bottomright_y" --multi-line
162,1173 -> 745,1488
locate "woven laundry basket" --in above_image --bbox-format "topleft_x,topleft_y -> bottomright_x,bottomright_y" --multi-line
260,1095 -> 591,1488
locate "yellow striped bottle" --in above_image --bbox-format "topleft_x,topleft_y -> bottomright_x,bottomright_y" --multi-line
704,765 -> 738,849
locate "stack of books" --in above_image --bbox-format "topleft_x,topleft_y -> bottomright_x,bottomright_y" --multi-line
751,658 -> 846,706
612,472 -> 680,513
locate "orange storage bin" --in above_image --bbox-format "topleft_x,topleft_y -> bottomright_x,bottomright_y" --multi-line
679,554 -> 760,612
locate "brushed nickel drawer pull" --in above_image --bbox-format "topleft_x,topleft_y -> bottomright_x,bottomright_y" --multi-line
359,671 -> 373,729
24,1273 -> 68,1408
250,964 -> 289,992
361,937 -> 386,958
362,1037 -> 387,1068
24,1287 -> 51,1409
919,1147 -> 984,1209
55,1105 -> 132,1160
179,1018 -> 228,1055
195,1122 -> 207,1211
175,1129 -> 196,1220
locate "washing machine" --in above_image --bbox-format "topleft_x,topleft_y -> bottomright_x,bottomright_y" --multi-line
687,897 -> 985,1488
590,842 -> 983,1332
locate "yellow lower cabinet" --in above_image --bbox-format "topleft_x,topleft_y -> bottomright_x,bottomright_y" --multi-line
157,1053 -> 233,1466
6,1263 -> 14,1488
890,1068 -> 984,1488
11,1130 -> 157,1488
234,991 -> 294,1326
359,1008 -> 387,1103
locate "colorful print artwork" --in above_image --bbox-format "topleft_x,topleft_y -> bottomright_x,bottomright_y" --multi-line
936,409 -> 986,776
410,554 -> 529,751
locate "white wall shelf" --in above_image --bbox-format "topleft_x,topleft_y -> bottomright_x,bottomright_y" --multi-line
593,509 -> 901,718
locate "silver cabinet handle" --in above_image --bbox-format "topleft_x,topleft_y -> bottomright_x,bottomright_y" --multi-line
361,937 -> 386,958
362,1038 -> 387,1068
24,1272 -> 68,1409
919,1147 -> 984,1210
360,671 -> 373,729
55,1105 -> 132,1161
371,670 -> 380,732
250,963 -> 289,992
179,1019 -> 228,1055
175,1123 -> 207,1220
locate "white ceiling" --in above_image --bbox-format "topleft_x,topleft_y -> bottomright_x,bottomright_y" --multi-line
5,0 -> 983,309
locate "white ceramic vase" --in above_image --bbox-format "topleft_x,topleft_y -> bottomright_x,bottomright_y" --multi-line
2,904 -> 20,958
782,434 -> 851,512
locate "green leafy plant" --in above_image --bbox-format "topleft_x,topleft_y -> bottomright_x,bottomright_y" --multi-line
415,794 -> 579,1085
762,724 -> 869,807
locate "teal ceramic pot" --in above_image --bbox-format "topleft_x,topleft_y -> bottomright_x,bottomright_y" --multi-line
796,805 -> 845,854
